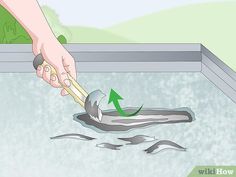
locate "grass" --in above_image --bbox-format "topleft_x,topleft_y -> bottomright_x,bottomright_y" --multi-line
0,5 -> 31,43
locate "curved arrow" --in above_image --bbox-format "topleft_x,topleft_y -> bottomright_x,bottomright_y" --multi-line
108,89 -> 143,117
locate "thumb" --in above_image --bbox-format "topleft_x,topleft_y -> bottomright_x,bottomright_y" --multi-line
55,65 -> 71,87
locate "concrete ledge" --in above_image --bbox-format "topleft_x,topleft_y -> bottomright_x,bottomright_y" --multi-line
0,43 -> 235,103
202,63 -> 236,102
200,45 -> 236,103
0,43 -> 202,52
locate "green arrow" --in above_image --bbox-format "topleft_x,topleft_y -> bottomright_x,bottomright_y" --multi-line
108,89 -> 143,117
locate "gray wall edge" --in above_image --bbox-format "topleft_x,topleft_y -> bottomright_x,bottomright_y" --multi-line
0,43 -> 235,103
200,44 -> 236,103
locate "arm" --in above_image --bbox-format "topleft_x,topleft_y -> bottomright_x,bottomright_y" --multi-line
0,0 -> 76,96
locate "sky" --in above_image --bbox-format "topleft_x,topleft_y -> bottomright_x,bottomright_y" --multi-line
38,0 -> 226,28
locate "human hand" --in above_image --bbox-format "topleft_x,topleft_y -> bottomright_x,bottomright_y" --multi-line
33,36 -> 76,96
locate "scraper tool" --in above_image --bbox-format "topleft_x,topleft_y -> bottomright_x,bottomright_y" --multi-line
33,54 -> 105,122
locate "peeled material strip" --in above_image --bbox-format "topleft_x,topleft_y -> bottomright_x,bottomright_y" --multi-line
118,135 -> 156,145
144,140 -> 186,154
74,107 -> 194,132
50,133 -> 96,141
96,143 -> 123,150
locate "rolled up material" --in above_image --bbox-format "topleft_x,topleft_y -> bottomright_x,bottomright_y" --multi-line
73,107 -> 194,132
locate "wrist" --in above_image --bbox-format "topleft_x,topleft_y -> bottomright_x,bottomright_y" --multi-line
32,31 -> 60,56
31,28 -> 57,44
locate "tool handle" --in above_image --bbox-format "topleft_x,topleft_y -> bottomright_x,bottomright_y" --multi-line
33,54 -> 88,107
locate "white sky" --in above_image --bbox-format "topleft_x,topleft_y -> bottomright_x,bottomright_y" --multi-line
38,0 -> 226,28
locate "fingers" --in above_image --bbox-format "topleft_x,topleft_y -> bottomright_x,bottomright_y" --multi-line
36,63 -> 71,88
36,65 -> 61,88
53,64 -> 71,97
61,89 -> 69,96
54,64 -> 71,87
35,53 -> 76,98
36,65 -> 43,78
51,77 -> 67,96
50,74 -> 61,88
63,55 -> 77,80
42,65 -> 51,83
36,66 -> 67,96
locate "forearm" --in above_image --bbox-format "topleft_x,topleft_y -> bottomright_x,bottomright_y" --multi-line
0,0 -> 77,91
0,0 -> 55,41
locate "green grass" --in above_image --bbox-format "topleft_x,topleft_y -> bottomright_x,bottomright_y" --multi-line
0,5 -> 31,43
107,2 -> 236,71
0,5 -> 67,44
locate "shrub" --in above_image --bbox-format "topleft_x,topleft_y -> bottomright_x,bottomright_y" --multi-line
0,5 -> 67,44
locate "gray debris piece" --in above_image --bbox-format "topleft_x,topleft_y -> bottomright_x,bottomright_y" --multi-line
118,135 -> 156,145
50,133 -> 96,141
96,143 -> 123,150
74,107 -> 194,132
144,140 -> 186,154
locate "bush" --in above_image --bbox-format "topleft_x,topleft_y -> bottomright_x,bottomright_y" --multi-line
57,35 -> 67,44
0,5 -> 67,44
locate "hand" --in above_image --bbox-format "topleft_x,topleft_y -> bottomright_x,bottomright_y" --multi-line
33,36 -> 77,96
1,0 -> 76,96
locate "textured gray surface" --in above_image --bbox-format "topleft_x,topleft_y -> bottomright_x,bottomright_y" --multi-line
0,72 -> 236,177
